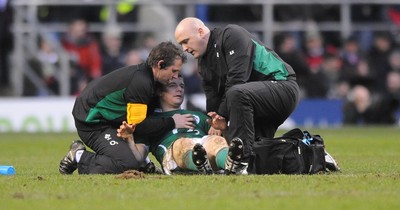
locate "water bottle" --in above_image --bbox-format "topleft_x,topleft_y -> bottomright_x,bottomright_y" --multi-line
0,165 -> 15,175
302,138 -> 311,145
302,131 -> 313,145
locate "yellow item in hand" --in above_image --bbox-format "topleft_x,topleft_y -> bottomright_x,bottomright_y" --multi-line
127,103 -> 147,125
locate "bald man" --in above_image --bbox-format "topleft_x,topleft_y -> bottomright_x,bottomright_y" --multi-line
175,17 -> 300,175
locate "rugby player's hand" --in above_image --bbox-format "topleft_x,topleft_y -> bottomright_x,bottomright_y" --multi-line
172,113 -> 195,129
117,121 -> 136,140
207,112 -> 227,131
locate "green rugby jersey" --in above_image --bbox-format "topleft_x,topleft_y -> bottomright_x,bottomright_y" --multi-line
151,109 -> 210,163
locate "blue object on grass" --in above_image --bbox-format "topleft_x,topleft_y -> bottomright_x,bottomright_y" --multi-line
0,165 -> 15,175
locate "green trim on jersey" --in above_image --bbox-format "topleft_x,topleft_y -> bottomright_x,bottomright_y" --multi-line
252,39 -> 288,80
85,89 -> 127,123
152,110 -> 210,163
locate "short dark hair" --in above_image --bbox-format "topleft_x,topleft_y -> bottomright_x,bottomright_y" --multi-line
155,74 -> 184,93
146,41 -> 187,68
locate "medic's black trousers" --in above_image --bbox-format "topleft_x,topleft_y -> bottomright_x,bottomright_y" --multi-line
76,126 -> 141,174
224,78 -> 299,160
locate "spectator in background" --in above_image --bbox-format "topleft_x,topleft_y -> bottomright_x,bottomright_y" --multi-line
305,52 -> 350,99
276,33 -> 310,96
303,68 -> 328,98
347,59 -> 375,92
302,30 -> 345,99
340,36 -> 365,79
343,85 -> 374,125
388,49 -> 400,72
367,32 -> 395,92
343,81 -> 398,125
384,71 -> 400,115
100,25 -> 126,75
303,32 -> 326,72
124,49 -> 144,66
385,50 -> 400,112
26,36 -> 61,96
319,54 -> 347,99
386,71 -> 400,97
137,34 -> 158,62
61,19 -> 102,95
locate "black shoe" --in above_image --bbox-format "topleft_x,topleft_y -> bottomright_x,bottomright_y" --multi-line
59,140 -> 85,174
140,161 -> 163,174
224,137 -> 248,175
192,143 -> 213,174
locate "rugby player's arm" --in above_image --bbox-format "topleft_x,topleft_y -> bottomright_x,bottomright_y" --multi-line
117,121 -> 148,164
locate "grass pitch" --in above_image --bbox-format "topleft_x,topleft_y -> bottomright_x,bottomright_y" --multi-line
1,127 -> 400,210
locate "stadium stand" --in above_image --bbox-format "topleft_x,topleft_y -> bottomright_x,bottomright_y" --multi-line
0,0 -> 398,130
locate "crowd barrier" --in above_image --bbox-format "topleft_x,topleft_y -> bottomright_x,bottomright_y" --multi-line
0,97 -> 76,133
288,99 -> 344,128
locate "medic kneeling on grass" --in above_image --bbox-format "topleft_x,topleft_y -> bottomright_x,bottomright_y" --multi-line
59,41 -> 195,175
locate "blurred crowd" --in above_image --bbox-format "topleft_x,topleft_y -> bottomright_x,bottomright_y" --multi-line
24,19 -> 156,96
1,2 -> 400,125
274,30 -> 400,125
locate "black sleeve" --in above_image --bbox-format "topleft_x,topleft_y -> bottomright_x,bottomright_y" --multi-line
198,58 -> 221,113
124,70 -> 153,104
134,117 -> 175,139
203,80 -> 221,113
222,26 -> 254,89
218,26 -> 254,117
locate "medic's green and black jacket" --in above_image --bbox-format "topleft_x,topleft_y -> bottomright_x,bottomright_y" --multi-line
72,63 -> 175,138
198,24 -> 297,118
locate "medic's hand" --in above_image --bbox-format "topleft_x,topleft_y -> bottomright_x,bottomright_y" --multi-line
207,112 -> 228,131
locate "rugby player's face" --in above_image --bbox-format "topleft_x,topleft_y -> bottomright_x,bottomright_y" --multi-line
157,59 -> 182,85
161,78 -> 185,108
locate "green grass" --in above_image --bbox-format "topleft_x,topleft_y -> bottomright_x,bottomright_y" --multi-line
1,127 -> 400,210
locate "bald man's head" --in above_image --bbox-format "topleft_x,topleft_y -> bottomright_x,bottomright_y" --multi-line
175,17 -> 205,35
175,17 -> 210,59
